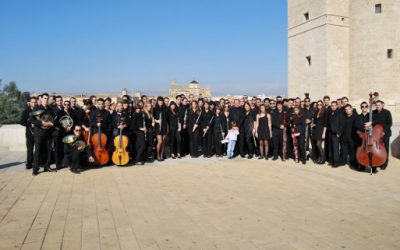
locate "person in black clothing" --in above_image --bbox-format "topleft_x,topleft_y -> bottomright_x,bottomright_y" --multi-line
30,93 -> 56,175
302,97 -> 315,159
111,102 -> 129,138
327,101 -> 343,167
340,104 -> 358,168
312,100 -> 328,164
213,106 -> 226,157
368,100 -> 392,169
201,102 -> 214,157
179,97 -> 190,156
143,102 -> 155,162
271,102 -> 286,160
168,101 -> 182,158
131,106 -> 147,165
243,102 -> 256,159
20,97 -> 37,169
229,99 -> 245,157
63,125 -> 95,173
355,101 -> 370,171
291,107 -> 306,164
187,101 -> 202,157
255,104 -> 272,160
51,96 -> 68,169
153,96 -> 168,161
90,98 -> 111,164
70,97 -> 84,126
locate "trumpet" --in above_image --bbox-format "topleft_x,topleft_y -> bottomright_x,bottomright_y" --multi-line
59,115 -> 73,132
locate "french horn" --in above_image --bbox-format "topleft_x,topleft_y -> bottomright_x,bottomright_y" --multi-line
59,115 -> 73,131
29,110 -> 54,129
62,135 -> 87,152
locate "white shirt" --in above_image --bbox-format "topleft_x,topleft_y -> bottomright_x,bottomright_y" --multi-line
226,129 -> 239,141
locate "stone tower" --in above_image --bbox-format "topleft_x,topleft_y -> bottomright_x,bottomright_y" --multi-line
288,0 -> 400,121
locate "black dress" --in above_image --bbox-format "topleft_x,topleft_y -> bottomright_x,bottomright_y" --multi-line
153,106 -> 168,135
312,111 -> 328,140
257,115 -> 270,140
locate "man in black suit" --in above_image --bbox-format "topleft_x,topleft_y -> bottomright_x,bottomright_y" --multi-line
340,104 -> 358,168
327,101 -> 342,167
370,100 -> 392,169
20,97 -> 37,169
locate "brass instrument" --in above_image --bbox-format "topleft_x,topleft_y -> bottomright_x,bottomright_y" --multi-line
62,135 -> 87,152
59,115 -> 73,132
29,110 -> 54,129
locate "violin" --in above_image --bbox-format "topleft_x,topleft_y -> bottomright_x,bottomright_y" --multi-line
112,116 -> 130,166
91,114 -> 109,165
356,92 -> 387,173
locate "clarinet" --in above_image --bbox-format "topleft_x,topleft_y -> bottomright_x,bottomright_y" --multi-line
193,110 -> 202,133
282,112 -> 287,161
203,115 -> 214,137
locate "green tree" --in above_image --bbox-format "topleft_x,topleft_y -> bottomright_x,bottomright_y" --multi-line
0,81 -> 30,125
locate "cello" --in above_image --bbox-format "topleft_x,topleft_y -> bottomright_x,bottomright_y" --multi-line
356,92 -> 387,174
91,114 -> 109,165
112,117 -> 130,166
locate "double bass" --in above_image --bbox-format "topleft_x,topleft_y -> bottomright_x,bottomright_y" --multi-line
112,117 -> 130,166
356,92 -> 387,174
91,114 -> 109,165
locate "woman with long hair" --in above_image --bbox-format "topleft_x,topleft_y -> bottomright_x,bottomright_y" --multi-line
143,102 -> 155,162
312,100 -> 328,164
213,106 -> 226,157
168,101 -> 182,159
187,101 -> 202,157
254,104 -> 272,160
291,107 -> 306,164
243,102 -> 256,159
153,96 -> 168,161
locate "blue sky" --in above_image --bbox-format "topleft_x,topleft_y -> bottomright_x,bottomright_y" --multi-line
0,0 -> 288,96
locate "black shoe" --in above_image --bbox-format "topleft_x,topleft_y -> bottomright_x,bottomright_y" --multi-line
265,156 -> 269,160
272,157 -> 278,161
302,160 -> 306,165
177,154 -> 181,159
247,155 -> 253,159
44,168 -> 55,172
32,171 -> 39,176
25,164 -> 32,170
134,161 -> 144,166
258,156 -> 263,160
381,164 -> 387,170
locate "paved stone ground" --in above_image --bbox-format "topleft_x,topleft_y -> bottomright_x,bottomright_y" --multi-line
0,151 -> 399,250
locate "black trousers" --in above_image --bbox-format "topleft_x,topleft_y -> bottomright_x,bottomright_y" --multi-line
286,129 -> 293,158
273,129 -> 283,158
383,135 -> 390,167
170,128 -> 182,155
189,129 -> 200,157
293,133 -> 305,161
25,128 -> 34,167
33,134 -> 52,173
181,129 -> 190,155
146,128 -> 154,160
245,135 -> 255,156
63,148 -> 83,170
235,129 -> 245,157
328,132 -> 341,165
341,137 -> 356,166
214,132 -> 223,156
135,131 -> 146,163
51,129 -> 64,168
202,131 -> 213,156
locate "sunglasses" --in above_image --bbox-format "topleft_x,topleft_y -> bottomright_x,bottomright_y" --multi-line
361,105 -> 368,108
74,129 -> 81,132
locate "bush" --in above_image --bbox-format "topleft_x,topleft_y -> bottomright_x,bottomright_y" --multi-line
0,82 -> 30,125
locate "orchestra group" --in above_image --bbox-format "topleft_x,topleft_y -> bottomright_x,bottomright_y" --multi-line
20,92 -> 392,176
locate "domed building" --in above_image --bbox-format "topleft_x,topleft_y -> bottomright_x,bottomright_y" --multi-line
169,79 -> 211,99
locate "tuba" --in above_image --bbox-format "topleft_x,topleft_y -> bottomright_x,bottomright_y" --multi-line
59,115 -> 73,131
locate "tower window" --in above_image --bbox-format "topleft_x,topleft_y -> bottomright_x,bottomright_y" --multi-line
306,56 -> 311,66
375,4 -> 382,14
304,12 -> 309,21
387,49 -> 393,59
